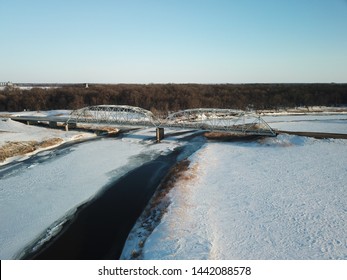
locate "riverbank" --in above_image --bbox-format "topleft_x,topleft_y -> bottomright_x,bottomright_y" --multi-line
0,118 -> 96,165
21,134 -> 205,260
122,115 -> 347,260
22,152 -> 179,259
1,127 -> 197,259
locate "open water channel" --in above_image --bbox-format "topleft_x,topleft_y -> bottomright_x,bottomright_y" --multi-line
0,130 -> 205,259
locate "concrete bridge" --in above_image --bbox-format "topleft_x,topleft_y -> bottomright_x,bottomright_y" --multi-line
11,105 -> 277,140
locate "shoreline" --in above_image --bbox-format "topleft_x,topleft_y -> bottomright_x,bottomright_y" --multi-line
20,133 -> 205,260
120,158 -> 193,259
0,134 -> 97,167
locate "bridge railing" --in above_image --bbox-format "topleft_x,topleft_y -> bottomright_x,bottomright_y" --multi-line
67,105 -> 160,127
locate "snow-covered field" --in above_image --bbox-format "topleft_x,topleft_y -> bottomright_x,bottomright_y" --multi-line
0,111 -> 94,165
263,114 -> 347,134
122,115 -> 347,260
0,118 -> 92,147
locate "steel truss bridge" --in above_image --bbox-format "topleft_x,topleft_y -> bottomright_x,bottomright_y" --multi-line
67,105 -> 276,137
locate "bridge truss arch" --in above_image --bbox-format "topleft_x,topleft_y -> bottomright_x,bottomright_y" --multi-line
67,105 -> 276,137
67,105 -> 159,127
165,108 -> 276,136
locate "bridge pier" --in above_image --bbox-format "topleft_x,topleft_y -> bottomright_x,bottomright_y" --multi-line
49,121 -> 58,128
26,120 -> 38,125
64,121 -> 77,131
156,127 -> 164,142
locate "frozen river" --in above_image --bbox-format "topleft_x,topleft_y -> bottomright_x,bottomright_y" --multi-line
0,128 -> 203,259
1,113 -> 347,260
263,114 -> 347,134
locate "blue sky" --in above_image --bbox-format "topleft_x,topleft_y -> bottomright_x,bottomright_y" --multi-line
1,0 -> 346,83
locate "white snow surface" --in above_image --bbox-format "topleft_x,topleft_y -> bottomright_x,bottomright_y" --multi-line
0,115 -> 94,166
0,126 -> 188,259
263,114 -> 347,134
140,135 -> 347,260
0,118 -> 87,145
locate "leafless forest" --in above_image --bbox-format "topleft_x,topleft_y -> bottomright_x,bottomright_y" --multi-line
1,83 -> 346,114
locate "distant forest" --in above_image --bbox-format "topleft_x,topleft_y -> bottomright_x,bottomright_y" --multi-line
1,83 -> 346,114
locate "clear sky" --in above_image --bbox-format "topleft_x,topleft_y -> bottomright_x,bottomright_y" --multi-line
1,0 -> 347,83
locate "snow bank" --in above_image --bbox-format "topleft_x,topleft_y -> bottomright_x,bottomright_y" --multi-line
0,117 -> 87,146
0,118 -> 94,165
139,134 -> 347,259
259,106 -> 347,115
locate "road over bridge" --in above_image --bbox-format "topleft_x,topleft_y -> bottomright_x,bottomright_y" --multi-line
11,105 -> 277,139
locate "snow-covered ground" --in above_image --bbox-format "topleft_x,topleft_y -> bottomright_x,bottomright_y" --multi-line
0,126 -> 194,259
259,106 -> 347,115
122,116 -> 347,260
263,114 -> 347,134
0,110 -> 94,166
0,118 -> 91,146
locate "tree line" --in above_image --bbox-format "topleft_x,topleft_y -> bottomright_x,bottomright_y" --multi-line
1,83 -> 346,114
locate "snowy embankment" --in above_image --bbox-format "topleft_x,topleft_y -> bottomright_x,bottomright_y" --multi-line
137,136 -> 347,260
0,111 -> 94,165
122,116 -> 347,260
0,125 -> 194,259
263,114 -> 347,134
